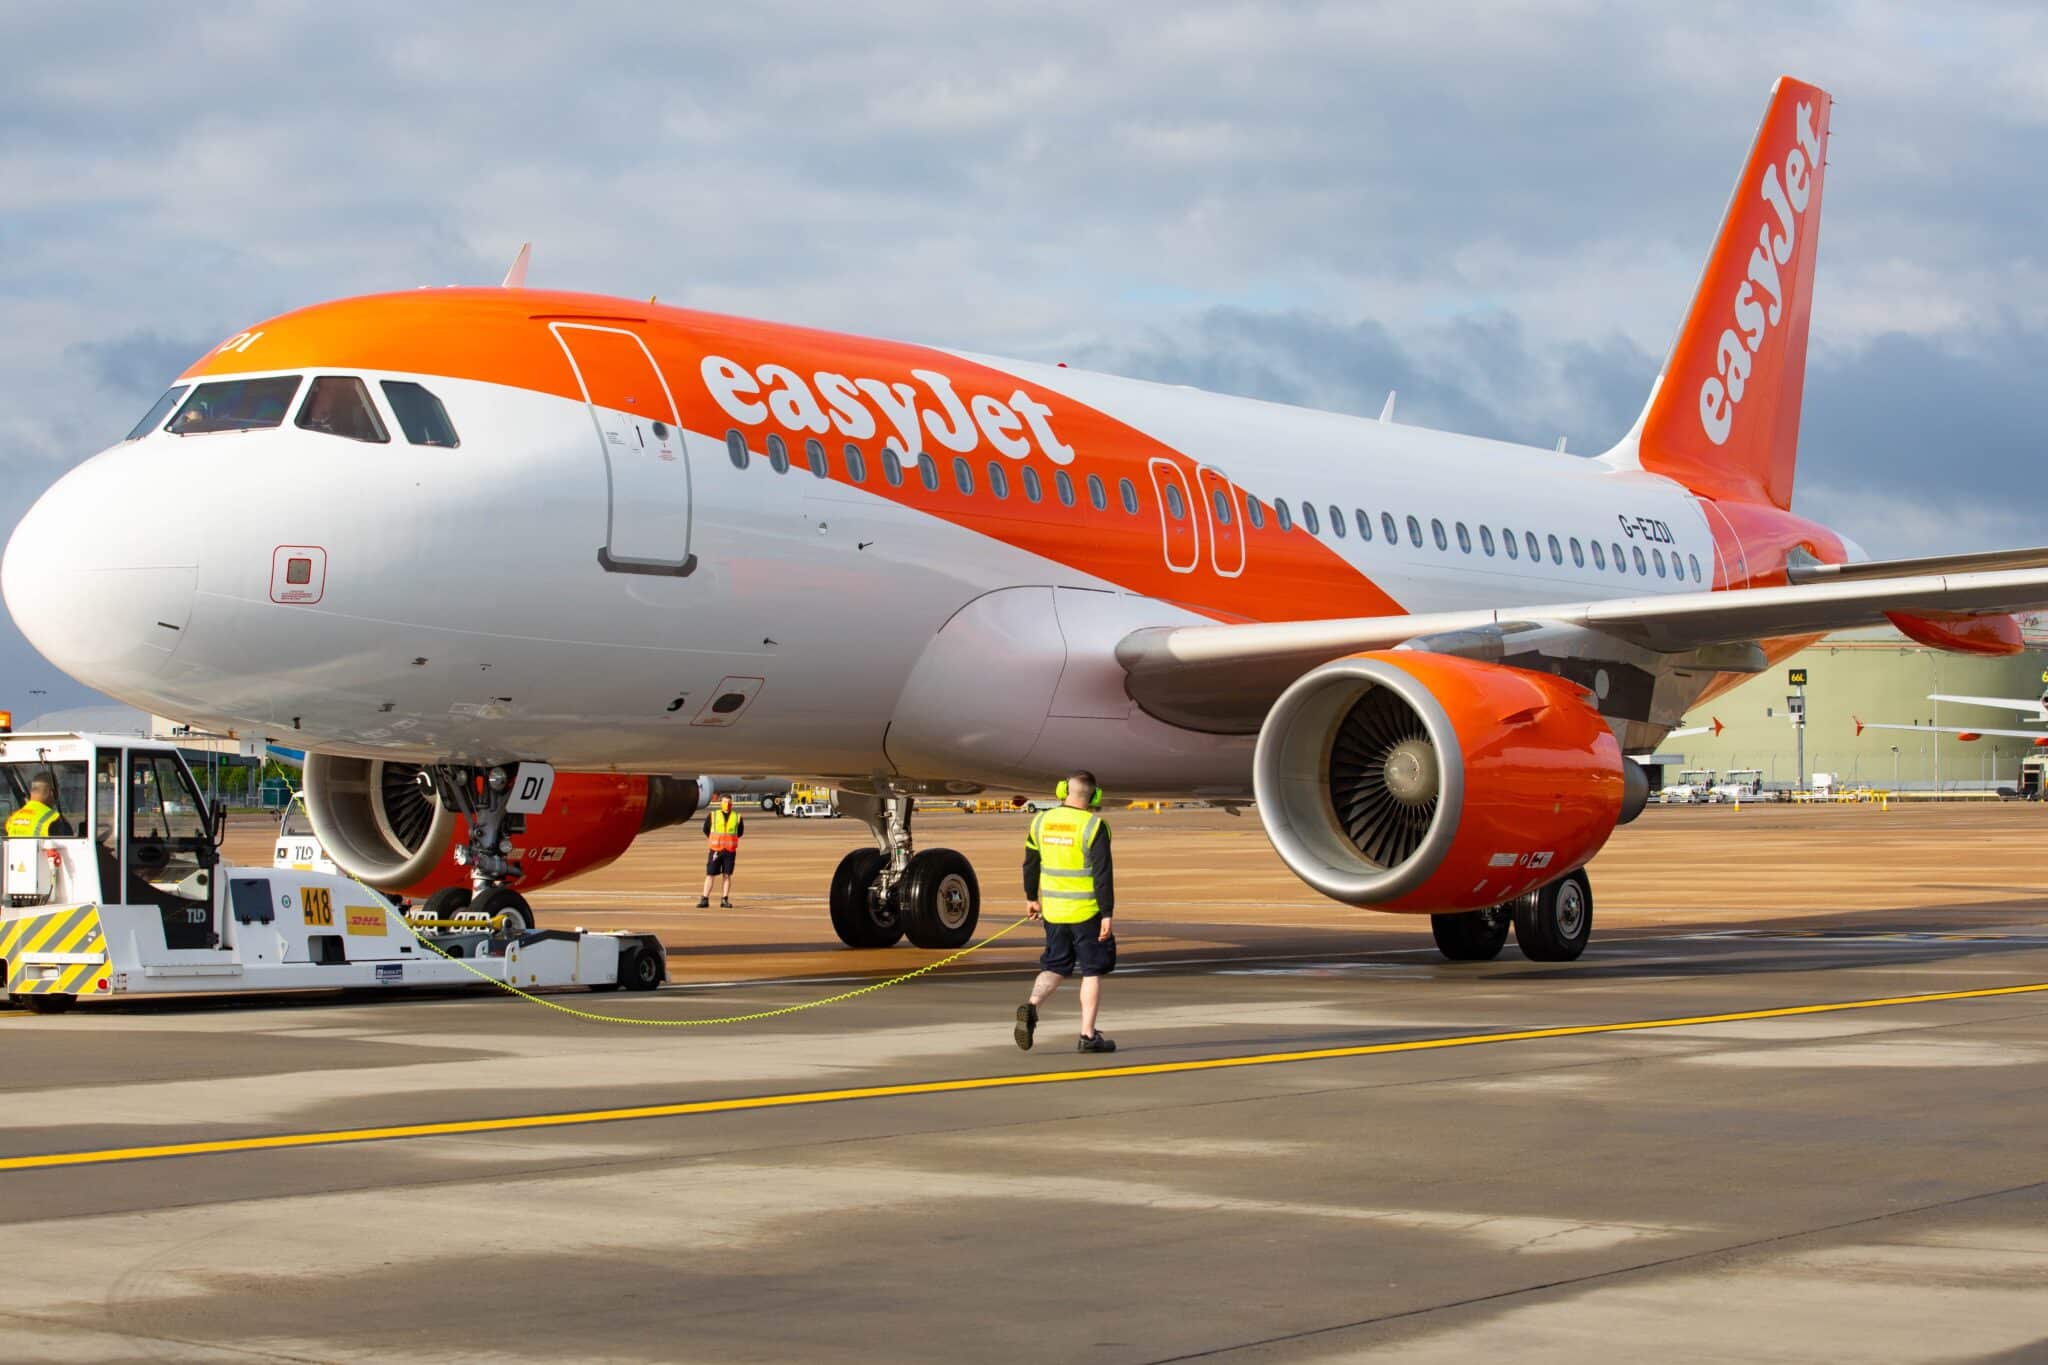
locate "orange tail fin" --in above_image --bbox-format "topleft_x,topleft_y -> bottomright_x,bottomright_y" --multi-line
1612,77 -> 1833,511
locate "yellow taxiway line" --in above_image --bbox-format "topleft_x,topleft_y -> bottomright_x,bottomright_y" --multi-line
4,980 -> 2045,1173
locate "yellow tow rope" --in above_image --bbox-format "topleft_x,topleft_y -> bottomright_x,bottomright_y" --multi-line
375,894 -> 1032,1027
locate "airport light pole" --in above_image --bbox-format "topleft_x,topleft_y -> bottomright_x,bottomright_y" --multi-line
1787,668 -> 1808,792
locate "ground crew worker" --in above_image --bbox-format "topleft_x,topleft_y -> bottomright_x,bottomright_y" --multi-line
1014,769 -> 1116,1053
6,776 -> 67,838
697,794 -> 743,908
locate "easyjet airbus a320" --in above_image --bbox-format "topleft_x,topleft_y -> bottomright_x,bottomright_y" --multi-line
10,77 -> 2048,962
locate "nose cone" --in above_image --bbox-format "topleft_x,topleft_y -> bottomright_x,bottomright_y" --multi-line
3,452 -> 197,699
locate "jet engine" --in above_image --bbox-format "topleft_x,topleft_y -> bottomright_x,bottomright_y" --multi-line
1252,651 -> 1646,913
302,754 -> 699,894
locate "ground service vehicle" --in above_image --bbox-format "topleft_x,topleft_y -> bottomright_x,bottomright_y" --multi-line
1661,770 -> 1716,805
13,78 -> 2048,969
2,733 -> 664,1011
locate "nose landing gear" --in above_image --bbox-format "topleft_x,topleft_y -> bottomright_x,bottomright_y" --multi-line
830,790 -> 981,950
419,765 -> 537,933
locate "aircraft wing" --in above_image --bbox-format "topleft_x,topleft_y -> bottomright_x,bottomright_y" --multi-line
1925,693 -> 2047,719
1119,561 -> 2048,732
1853,719 -> 2048,742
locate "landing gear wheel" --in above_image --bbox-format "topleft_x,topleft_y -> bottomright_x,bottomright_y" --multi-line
1513,869 -> 1593,962
829,848 -> 902,948
470,886 -> 535,935
419,886 -> 472,923
897,849 -> 980,950
1431,905 -> 1511,961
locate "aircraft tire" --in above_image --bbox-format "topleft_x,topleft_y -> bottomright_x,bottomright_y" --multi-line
1430,905 -> 1510,961
829,848 -> 902,948
898,849 -> 980,950
1512,869 -> 1593,962
471,886 -> 535,935
420,886 -> 472,922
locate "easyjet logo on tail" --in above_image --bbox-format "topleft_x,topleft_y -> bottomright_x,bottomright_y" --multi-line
1698,101 -> 1824,446
703,355 -> 1078,465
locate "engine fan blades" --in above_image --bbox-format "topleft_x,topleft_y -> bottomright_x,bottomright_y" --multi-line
378,762 -> 435,852
1329,688 -> 1438,869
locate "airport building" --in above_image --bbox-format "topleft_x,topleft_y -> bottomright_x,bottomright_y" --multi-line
1670,622 -> 2048,791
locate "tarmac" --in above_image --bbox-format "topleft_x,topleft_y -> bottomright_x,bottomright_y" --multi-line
2,803 -> 2046,1362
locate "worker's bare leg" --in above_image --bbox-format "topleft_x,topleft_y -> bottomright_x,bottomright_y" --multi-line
1079,974 -> 1103,1038
720,873 -> 734,900
700,874 -> 715,899
1027,971 -> 1064,1007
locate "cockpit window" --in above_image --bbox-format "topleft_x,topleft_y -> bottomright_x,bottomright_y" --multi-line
380,381 -> 460,447
169,376 -> 303,434
296,376 -> 390,444
125,386 -> 189,440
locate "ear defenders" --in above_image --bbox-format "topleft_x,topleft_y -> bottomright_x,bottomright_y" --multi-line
1055,779 -> 1104,809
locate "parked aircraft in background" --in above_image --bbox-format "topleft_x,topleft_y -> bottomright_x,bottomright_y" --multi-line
11,76 -> 2048,966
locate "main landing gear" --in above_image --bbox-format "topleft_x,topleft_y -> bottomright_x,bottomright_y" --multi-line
829,791 -> 980,950
416,765 -> 538,934
1429,868 -> 1592,963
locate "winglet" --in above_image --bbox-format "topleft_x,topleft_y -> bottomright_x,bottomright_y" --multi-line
1711,716 -> 1724,737
1853,715 -> 1864,737
1605,78 -> 1833,510
501,242 -> 532,289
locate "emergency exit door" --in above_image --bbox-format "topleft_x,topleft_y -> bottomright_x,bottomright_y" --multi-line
1147,457 -> 1202,575
551,322 -> 696,576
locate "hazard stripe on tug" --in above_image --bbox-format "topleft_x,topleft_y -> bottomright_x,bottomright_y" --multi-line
2,905 -> 111,996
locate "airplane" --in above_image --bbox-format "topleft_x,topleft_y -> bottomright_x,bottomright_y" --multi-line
11,75 -> 2048,968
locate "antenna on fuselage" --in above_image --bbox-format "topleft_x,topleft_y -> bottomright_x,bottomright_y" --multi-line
501,242 -> 532,289
1378,390 -> 1396,423
1556,437 -> 1568,452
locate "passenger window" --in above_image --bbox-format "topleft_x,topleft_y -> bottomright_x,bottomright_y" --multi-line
1504,527 -> 1520,560
807,439 -> 830,480
1381,512 -> 1397,543
1055,470 -> 1076,506
1546,533 -> 1562,565
1611,541 -> 1626,572
1406,515 -> 1423,548
918,453 -> 939,490
1653,548 -> 1667,578
1591,540 -> 1606,570
1525,531 -> 1540,561
1302,502 -> 1319,535
1431,519 -> 1448,551
1689,553 -> 1702,582
1455,522 -> 1471,553
1087,474 -> 1108,511
1330,504 -> 1345,538
766,434 -> 791,474
987,462 -> 1009,499
1021,466 -> 1042,502
883,447 -> 905,486
1246,496 -> 1266,529
726,430 -> 750,469
125,385 -> 189,440
1569,537 -> 1584,567
1212,488 -> 1233,525
1120,479 -> 1139,514
953,457 -> 975,495
1355,509 -> 1372,541
381,380 -> 459,447
844,443 -> 868,483
1632,545 -> 1648,574
1275,499 -> 1294,532
1166,484 -> 1186,521
1480,525 -> 1496,556
171,375 -> 303,434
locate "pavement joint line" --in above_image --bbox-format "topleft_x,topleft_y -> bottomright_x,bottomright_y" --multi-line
4,979 -> 2046,1174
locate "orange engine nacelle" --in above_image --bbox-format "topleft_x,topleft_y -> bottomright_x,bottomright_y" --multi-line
1252,651 -> 1642,913
302,755 -> 700,895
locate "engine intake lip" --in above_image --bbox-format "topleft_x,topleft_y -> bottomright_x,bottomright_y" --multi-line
1253,655 -> 1465,905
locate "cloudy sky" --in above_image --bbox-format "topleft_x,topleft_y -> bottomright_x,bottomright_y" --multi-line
5,1 -> 2046,711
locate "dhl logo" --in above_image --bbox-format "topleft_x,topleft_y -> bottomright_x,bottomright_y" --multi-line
344,906 -> 387,937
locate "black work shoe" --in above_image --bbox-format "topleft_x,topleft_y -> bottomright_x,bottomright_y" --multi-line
1077,1033 -> 1117,1054
695,897 -> 710,908
1014,1003 -> 1038,1051
720,897 -> 733,908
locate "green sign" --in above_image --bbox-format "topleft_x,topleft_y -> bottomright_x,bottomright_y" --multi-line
1788,668 -> 1808,686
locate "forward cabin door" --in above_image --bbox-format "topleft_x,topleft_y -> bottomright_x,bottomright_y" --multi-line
550,322 -> 696,576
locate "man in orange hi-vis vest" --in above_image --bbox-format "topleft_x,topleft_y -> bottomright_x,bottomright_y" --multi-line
698,794 -> 744,909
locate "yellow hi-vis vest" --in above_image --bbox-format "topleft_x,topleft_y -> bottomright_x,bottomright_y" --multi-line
1028,805 -> 1105,923
5,800 -> 59,838
708,808 -> 742,853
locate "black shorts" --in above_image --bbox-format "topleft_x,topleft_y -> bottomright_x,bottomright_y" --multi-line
1040,915 -> 1115,977
706,849 -> 736,876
